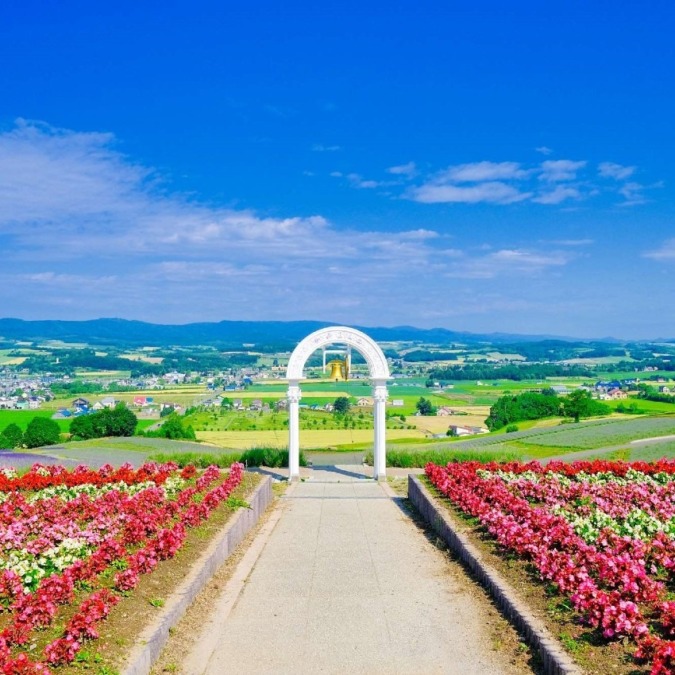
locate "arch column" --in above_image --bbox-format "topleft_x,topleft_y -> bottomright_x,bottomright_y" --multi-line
286,326 -> 390,482
372,379 -> 388,481
287,381 -> 301,480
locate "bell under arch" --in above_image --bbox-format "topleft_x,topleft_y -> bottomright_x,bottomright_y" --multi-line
286,326 -> 390,481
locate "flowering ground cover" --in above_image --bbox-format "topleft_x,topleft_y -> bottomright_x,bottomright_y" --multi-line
427,459 -> 675,674
0,460 -> 244,672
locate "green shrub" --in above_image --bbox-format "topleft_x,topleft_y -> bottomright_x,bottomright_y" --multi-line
23,417 -> 61,448
364,447 -> 521,468
148,446 -> 307,469
239,447 -> 308,468
505,424 -> 519,433
148,452 -> 241,468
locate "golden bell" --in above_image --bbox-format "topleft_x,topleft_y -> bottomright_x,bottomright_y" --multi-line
327,359 -> 348,381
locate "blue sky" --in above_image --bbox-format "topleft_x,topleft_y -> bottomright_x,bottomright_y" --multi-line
1,1 -> 674,339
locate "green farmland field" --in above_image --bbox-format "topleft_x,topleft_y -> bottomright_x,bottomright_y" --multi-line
0,409 -> 71,433
185,408 -> 412,432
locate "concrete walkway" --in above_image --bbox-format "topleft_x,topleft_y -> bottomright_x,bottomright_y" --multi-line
186,470 -> 519,674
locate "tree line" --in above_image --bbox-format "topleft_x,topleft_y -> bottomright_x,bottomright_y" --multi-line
0,405 -> 139,449
428,363 -> 593,382
485,390 -> 610,431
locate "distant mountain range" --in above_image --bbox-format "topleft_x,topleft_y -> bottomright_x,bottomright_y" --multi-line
0,317 -> 632,347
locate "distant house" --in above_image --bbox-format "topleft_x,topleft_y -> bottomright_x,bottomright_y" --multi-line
275,399 -> 288,411
390,399 -> 404,407
233,399 -> 244,410
133,396 -> 148,406
249,399 -> 263,411
659,386 -> 671,394
436,406 -> 453,416
550,385 -> 569,395
449,424 -> 489,437
99,396 -> 118,409
607,388 -> 628,400
72,397 -> 90,409
357,397 -> 373,407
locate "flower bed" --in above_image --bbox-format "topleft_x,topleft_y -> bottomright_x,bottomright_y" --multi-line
426,459 -> 675,674
0,461 -> 244,672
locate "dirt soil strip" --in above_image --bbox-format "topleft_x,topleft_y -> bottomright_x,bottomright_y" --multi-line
122,475 -> 274,675
408,475 -> 581,675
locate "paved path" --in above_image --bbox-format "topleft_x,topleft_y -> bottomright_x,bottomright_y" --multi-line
187,470 -> 520,674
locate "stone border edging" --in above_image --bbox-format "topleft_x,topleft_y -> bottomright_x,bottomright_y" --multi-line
408,475 -> 582,675
123,474 -> 274,675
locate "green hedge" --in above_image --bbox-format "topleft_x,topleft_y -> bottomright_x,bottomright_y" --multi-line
364,447 -> 521,468
149,446 -> 307,469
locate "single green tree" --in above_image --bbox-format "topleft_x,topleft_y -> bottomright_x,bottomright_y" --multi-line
93,404 -> 137,437
23,417 -> 61,448
0,423 -> 23,449
563,389 -> 609,422
333,397 -> 351,415
69,415 -> 96,440
416,397 -> 437,416
157,414 -> 196,440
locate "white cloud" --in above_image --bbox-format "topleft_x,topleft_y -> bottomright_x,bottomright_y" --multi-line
386,161 -> 417,177
535,146 -> 553,155
532,185 -> 581,204
548,238 -> 594,247
312,143 -> 341,152
334,153 -> 653,210
539,159 -> 587,182
346,173 -> 380,189
409,181 -> 531,204
644,238 -> 675,260
436,161 -> 528,182
598,161 -> 636,180
1,119 -> 497,322
0,120 -> 634,329
618,181 -> 648,206
446,249 -> 571,279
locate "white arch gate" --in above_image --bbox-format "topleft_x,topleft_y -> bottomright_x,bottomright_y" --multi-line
286,326 -> 390,481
